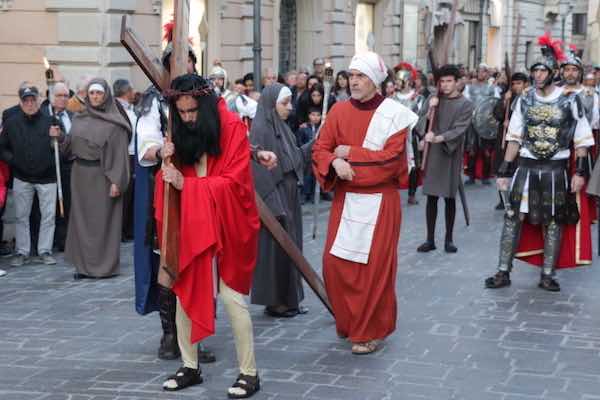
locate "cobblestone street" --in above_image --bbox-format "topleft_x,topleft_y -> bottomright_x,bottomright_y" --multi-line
1,185 -> 600,400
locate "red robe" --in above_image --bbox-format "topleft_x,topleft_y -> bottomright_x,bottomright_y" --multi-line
155,99 -> 260,343
312,95 -> 408,343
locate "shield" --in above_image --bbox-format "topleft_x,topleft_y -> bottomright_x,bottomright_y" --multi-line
473,97 -> 501,140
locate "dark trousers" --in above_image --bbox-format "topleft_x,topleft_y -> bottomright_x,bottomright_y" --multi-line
426,195 -> 456,243
408,168 -> 418,197
122,155 -> 135,240
54,162 -> 72,251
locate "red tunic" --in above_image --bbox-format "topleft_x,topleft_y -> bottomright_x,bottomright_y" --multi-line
312,95 -> 408,342
155,99 -> 260,343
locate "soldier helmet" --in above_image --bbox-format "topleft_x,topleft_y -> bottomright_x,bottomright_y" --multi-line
161,20 -> 197,73
560,45 -> 583,83
393,62 -> 417,82
529,33 -> 565,87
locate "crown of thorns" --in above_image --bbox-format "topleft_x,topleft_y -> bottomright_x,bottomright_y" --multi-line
162,86 -> 213,99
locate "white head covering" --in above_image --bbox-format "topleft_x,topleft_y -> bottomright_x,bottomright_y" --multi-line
88,83 -> 105,93
348,51 -> 388,86
276,86 -> 292,104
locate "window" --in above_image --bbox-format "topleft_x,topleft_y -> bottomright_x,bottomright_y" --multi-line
355,3 -> 375,54
572,13 -> 587,36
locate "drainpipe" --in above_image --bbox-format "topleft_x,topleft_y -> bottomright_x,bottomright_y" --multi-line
253,0 -> 262,90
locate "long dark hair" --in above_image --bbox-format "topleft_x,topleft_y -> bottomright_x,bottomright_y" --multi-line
169,74 -> 221,165
334,70 -> 351,96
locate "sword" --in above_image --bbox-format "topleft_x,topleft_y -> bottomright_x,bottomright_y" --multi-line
499,190 -> 514,218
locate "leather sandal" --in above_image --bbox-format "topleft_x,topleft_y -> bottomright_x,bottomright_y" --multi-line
227,373 -> 260,399
351,340 -> 381,355
162,367 -> 203,391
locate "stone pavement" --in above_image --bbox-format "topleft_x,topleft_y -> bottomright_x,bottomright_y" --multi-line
1,184 -> 600,400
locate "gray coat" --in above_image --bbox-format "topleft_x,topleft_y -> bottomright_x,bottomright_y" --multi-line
420,95 -> 473,198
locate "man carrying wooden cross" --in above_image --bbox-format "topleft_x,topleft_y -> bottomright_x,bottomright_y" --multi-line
156,73 -> 262,398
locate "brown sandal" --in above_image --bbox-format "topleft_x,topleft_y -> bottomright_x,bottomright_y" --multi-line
351,340 -> 381,355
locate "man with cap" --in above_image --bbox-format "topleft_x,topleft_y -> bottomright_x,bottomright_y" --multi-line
313,51 -> 418,355
492,72 -> 529,210
464,63 -> 500,185
485,33 -> 594,292
0,85 -> 59,267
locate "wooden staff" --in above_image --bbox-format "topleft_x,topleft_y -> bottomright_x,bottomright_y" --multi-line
421,0 -> 458,172
44,58 -> 65,218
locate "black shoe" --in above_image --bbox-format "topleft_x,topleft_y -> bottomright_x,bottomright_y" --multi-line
198,345 -> 217,363
158,286 -> 181,360
538,275 -> 560,292
158,334 -> 180,360
444,241 -> 457,253
417,241 -> 436,253
485,271 -> 511,288
495,202 -> 504,210
465,179 -> 476,185
264,306 -> 297,318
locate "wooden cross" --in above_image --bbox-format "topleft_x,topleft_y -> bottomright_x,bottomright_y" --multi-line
120,1 -> 333,314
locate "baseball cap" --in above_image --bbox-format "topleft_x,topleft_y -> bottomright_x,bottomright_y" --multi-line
19,86 -> 39,100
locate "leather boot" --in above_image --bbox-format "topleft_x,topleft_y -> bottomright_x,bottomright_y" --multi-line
158,285 -> 181,360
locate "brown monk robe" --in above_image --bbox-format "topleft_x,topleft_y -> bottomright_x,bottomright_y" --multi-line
60,78 -> 130,278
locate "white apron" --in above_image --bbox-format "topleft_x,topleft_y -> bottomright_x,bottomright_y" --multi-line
329,98 -> 418,264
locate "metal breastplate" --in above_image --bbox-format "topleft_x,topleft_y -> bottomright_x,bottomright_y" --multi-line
521,90 -> 576,159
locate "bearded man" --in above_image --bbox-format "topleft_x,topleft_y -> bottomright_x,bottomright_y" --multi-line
156,74 -> 262,398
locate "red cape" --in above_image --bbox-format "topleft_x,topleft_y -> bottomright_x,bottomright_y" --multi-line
155,99 -> 259,343
516,189 -> 593,269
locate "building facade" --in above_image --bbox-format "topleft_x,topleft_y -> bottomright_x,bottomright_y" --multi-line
0,0 -> 596,110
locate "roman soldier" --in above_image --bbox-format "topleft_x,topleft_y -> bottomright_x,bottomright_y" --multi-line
485,33 -> 594,292
464,63 -> 500,185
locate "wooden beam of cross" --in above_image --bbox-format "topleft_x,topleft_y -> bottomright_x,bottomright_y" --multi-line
119,8 -> 333,315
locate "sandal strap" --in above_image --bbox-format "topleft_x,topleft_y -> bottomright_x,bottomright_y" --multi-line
232,374 -> 259,391
166,367 -> 201,387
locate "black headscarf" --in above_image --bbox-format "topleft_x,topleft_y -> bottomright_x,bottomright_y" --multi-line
167,74 -> 221,165
250,83 -> 303,181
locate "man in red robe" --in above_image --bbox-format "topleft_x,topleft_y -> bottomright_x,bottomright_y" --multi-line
312,51 -> 418,355
154,74 -> 265,399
